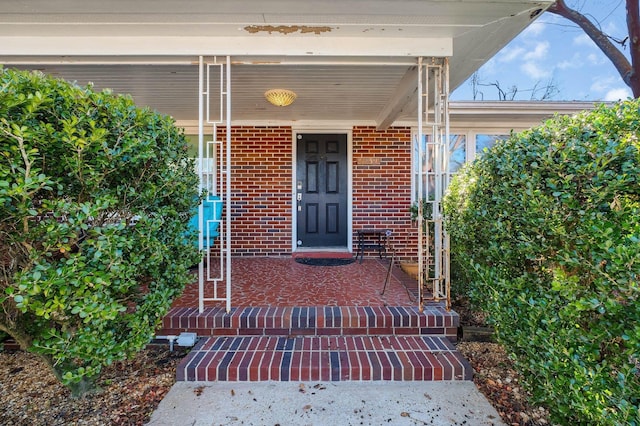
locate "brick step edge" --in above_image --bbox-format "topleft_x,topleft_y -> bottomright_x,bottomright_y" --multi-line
177,335 -> 472,382
160,306 -> 459,340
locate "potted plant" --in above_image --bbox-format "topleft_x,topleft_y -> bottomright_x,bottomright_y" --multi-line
400,199 -> 431,279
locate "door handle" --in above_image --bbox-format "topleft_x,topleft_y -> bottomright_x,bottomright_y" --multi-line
297,193 -> 302,201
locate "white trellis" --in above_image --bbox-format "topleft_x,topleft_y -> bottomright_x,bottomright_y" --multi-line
416,57 -> 451,311
198,56 -> 232,313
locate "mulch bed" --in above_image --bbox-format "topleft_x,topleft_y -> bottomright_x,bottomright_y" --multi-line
0,345 -> 186,426
453,297 -> 553,426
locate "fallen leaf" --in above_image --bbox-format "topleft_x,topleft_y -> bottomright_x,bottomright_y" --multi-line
400,412 -> 410,417
230,389 -> 235,396
299,383 -> 306,393
303,404 -> 312,411
424,392 -> 432,400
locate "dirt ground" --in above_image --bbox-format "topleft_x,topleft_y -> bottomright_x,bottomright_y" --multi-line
454,297 -> 553,426
0,346 -> 184,425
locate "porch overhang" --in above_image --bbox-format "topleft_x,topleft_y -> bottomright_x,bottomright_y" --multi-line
1,0 -> 553,127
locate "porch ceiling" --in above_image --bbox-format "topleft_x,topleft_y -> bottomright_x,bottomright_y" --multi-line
1,0 -> 552,127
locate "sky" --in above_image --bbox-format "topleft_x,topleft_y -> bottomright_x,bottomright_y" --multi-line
450,0 -> 633,101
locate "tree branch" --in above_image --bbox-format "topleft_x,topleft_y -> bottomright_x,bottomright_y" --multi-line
548,0 -> 637,96
627,0 -> 640,96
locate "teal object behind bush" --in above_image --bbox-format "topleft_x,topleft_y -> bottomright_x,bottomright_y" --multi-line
189,196 -> 223,248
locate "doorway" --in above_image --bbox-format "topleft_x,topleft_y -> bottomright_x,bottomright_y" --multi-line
295,133 -> 349,248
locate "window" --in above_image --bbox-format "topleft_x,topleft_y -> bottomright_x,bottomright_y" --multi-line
475,134 -> 508,156
186,134 -> 219,196
413,133 -> 466,200
449,134 -> 466,173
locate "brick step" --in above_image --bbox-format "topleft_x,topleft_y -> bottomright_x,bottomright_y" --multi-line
177,335 -> 472,382
159,305 -> 459,340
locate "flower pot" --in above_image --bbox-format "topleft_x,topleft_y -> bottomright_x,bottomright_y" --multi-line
400,262 -> 419,280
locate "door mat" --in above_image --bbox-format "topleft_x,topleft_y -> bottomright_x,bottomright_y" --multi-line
294,257 -> 355,266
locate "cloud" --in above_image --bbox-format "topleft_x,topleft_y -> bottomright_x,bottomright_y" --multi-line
603,20 -> 621,35
591,75 -> 620,93
521,62 -> 551,79
497,46 -> 526,63
556,52 -> 607,72
524,41 -> 549,61
557,53 -> 583,69
557,60 -> 573,70
522,20 -> 546,37
604,87 -> 632,101
573,33 -> 595,48
586,53 -> 606,65
591,75 -> 631,100
509,41 -> 552,80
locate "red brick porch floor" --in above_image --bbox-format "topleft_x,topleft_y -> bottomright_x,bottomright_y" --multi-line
171,257 -> 417,308
161,256 -> 471,382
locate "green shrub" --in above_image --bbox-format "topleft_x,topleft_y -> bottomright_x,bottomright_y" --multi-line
0,68 -> 201,396
444,100 -> 640,425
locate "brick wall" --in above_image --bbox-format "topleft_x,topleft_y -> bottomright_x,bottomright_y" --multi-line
215,126 -> 418,260
218,126 -> 293,256
352,126 -> 417,261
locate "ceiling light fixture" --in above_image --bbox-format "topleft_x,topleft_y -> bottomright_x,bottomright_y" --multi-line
264,89 -> 297,107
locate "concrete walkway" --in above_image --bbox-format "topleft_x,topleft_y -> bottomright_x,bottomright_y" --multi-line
147,381 -> 505,426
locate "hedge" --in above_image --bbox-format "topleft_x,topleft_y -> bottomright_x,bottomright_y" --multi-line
444,100 -> 640,425
0,68 -> 201,396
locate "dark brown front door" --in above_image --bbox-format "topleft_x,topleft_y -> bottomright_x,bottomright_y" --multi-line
296,133 -> 348,248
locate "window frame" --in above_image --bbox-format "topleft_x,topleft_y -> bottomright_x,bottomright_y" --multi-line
410,128 -> 511,202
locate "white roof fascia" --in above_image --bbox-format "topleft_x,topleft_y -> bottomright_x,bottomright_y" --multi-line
448,101 -> 604,128
450,101 -> 604,116
0,36 -> 452,57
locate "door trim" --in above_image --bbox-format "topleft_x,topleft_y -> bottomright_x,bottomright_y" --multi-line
292,129 -> 353,253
